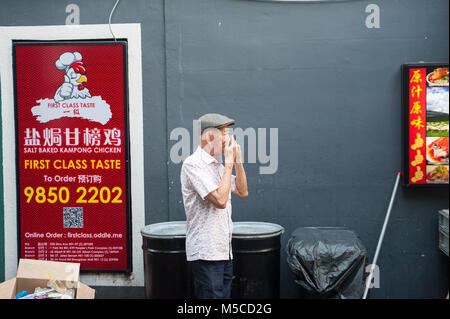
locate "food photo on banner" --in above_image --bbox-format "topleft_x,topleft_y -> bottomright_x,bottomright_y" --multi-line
13,40 -> 131,272
402,64 -> 449,187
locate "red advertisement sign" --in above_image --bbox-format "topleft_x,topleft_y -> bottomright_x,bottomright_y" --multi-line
403,64 -> 449,186
13,41 -> 131,271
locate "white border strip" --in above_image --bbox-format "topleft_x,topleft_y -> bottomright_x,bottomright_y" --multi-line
0,24 -> 145,287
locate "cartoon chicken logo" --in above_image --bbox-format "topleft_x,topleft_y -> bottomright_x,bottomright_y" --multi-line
31,51 -> 112,125
54,52 -> 91,102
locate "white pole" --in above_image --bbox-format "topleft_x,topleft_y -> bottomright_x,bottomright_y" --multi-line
362,172 -> 402,299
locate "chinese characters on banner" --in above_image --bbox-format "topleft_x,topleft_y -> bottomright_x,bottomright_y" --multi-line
14,41 -> 131,271
408,68 -> 427,184
404,64 -> 449,186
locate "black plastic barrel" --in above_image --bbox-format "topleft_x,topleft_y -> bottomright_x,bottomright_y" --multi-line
231,222 -> 284,299
141,221 -> 194,299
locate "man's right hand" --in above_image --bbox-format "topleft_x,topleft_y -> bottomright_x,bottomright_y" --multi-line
205,135 -> 235,209
224,135 -> 235,165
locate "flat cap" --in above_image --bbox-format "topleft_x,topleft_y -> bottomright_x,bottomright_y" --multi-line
199,113 -> 235,133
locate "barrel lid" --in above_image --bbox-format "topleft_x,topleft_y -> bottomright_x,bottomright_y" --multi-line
232,222 -> 284,239
141,221 -> 187,238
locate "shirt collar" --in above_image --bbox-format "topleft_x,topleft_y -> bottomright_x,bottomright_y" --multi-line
195,146 -> 222,164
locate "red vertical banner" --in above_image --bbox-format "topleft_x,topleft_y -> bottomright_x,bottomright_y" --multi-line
13,41 -> 131,272
408,68 -> 427,184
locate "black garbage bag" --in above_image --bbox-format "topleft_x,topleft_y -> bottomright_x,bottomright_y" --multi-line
286,227 -> 369,299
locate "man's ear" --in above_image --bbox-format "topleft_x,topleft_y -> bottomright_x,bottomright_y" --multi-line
202,129 -> 217,143
200,131 -> 210,144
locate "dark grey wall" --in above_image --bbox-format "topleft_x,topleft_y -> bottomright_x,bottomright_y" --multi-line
1,0 -> 448,298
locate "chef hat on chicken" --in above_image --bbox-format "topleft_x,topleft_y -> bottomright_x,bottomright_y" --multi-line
55,52 -> 83,71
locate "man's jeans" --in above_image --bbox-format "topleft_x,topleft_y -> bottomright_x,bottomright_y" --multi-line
190,260 -> 233,299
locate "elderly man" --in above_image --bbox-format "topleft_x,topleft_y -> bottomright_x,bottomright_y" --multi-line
180,113 -> 248,299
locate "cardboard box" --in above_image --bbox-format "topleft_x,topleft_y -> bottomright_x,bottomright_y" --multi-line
0,259 -> 95,299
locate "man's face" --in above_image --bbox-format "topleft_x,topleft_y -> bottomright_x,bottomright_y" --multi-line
202,126 -> 230,157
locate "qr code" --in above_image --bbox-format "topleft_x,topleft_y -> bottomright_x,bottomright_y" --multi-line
63,207 -> 83,228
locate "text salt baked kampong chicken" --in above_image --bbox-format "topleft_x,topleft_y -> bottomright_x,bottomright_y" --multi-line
54,52 -> 91,102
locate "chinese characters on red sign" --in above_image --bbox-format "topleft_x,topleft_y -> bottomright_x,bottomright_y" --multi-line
408,68 -> 427,184
14,41 -> 131,271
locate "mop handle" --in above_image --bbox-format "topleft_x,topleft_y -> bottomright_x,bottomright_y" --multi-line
362,172 -> 402,299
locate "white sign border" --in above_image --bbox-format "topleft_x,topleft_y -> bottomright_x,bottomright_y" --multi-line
0,24 -> 145,287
